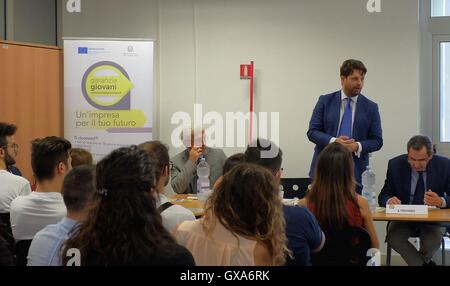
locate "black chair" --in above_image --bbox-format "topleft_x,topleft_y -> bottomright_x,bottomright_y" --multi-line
15,240 -> 32,266
280,178 -> 311,199
385,222 -> 446,266
311,225 -> 372,266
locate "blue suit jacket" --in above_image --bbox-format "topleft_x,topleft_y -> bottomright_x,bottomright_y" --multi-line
307,91 -> 383,190
378,154 -> 450,208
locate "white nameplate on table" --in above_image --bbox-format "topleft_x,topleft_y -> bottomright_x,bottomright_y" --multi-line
385,204 -> 428,215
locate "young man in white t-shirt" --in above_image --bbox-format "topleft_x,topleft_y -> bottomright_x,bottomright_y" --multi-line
0,123 -> 32,252
10,136 -> 72,243
0,123 -> 31,214
139,141 -> 195,233
28,165 -> 96,266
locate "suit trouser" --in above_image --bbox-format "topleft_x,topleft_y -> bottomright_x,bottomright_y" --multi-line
386,221 -> 446,266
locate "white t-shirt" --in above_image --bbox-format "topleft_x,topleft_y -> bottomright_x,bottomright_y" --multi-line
10,192 -> 67,240
158,194 -> 196,233
0,170 -> 32,213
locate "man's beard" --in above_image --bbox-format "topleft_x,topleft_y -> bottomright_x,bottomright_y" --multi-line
5,152 -> 16,166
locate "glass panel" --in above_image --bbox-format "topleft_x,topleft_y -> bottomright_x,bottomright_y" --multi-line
432,0 -> 450,17
440,42 -> 450,141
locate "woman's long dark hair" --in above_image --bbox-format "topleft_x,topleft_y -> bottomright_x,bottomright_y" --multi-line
307,143 -> 359,230
62,146 -> 176,265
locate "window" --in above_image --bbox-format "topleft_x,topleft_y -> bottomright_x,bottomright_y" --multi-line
440,42 -> 450,141
431,0 -> 450,17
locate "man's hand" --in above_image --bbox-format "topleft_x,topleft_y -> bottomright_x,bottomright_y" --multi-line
343,142 -> 359,153
424,190 -> 443,207
387,196 -> 402,205
335,136 -> 353,144
335,136 -> 358,152
188,147 -> 203,164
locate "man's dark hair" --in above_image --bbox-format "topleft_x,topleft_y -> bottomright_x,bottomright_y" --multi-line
31,136 -> 72,181
0,123 -> 17,148
138,140 -> 170,180
223,153 -> 244,175
340,59 -> 367,77
407,135 -> 433,155
244,138 -> 282,175
62,165 -> 96,212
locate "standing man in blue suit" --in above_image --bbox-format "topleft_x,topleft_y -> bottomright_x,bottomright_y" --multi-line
378,135 -> 449,266
307,59 -> 383,194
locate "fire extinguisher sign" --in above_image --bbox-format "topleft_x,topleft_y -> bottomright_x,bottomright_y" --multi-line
240,64 -> 253,80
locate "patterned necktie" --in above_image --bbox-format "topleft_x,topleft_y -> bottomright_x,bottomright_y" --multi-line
412,171 -> 425,205
338,98 -> 352,138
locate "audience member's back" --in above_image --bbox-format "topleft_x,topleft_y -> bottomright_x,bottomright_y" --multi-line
10,137 -> 72,241
283,205 -> 324,265
138,141 -> 195,233
175,163 -> 289,266
244,138 -> 325,265
28,165 -> 96,266
0,122 -> 32,240
61,146 -> 195,266
298,143 -> 380,261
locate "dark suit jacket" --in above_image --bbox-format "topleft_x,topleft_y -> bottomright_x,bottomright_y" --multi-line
307,91 -> 383,190
378,154 -> 450,207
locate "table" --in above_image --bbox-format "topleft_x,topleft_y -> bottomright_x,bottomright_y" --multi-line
372,208 -> 450,266
170,194 -> 205,217
372,208 -> 450,223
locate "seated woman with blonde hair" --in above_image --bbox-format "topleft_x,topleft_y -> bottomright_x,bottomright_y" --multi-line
175,163 -> 290,266
298,143 -> 379,249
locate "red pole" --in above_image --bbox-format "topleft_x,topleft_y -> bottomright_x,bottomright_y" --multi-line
249,61 -> 254,142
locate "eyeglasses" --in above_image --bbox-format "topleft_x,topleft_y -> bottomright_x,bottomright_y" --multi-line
2,143 -> 18,151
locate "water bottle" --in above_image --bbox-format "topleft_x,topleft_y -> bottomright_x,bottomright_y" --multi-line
361,165 -> 377,212
196,157 -> 211,201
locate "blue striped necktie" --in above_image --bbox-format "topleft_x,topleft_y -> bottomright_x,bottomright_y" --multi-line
338,98 -> 352,138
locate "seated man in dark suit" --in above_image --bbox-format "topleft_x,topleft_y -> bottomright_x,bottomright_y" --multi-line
378,135 -> 449,266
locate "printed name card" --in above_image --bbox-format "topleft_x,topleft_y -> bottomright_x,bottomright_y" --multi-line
385,204 -> 428,215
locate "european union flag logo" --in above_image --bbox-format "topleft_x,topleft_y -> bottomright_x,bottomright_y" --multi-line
78,47 -> 88,54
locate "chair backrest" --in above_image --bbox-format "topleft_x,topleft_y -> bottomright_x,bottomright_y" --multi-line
280,178 -> 311,199
311,225 -> 371,266
15,240 -> 32,266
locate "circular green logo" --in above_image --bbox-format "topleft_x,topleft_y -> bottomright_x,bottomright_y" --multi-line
81,61 -> 133,110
